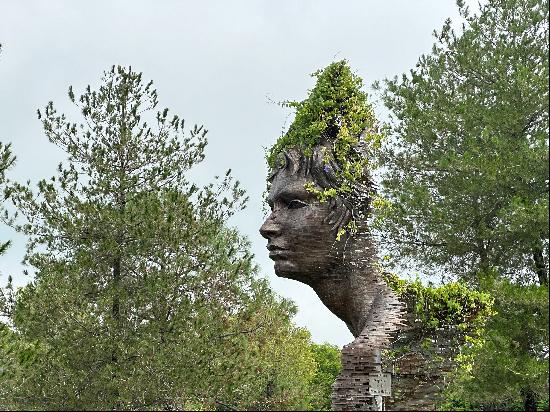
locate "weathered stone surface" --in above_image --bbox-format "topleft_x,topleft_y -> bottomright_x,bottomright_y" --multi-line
382,311 -> 467,410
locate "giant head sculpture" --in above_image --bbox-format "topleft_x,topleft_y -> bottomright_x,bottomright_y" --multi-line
260,61 -> 404,410
261,144 -> 367,281
259,60 -> 393,337
260,142 -> 381,337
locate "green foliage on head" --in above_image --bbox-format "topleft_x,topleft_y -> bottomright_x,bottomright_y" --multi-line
266,61 -> 382,241
266,60 -> 381,189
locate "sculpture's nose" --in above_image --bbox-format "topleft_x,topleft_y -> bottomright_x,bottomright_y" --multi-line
259,214 -> 281,240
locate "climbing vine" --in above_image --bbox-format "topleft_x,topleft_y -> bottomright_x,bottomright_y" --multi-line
381,273 -> 495,409
383,273 -> 494,334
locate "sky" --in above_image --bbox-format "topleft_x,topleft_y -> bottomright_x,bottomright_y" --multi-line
0,0 -> 471,347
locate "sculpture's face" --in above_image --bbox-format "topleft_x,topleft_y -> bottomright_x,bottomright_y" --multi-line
260,170 -> 343,283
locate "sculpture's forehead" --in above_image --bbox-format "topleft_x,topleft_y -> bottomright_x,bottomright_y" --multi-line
267,171 -> 312,202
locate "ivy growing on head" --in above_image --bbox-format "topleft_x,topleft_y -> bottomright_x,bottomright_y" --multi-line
266,60 -> 383,239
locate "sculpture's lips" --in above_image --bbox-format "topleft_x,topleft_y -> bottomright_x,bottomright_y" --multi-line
267,245 -> 289,260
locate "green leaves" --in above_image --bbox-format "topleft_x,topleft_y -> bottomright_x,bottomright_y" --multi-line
308,343 -> 342,411
442,280 -> 549,411
0,142 -> 16,257
266,60 -> 382,238
377,1 -> 549,409
268,59 -> 381,167
1,66 -> 316,410
378,0 -> 549,284
384,273 -> 494,333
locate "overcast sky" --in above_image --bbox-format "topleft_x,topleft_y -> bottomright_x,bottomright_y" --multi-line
1,0 -> 471,347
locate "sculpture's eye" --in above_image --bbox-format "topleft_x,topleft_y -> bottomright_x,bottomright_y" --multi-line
287,199 -> 308,209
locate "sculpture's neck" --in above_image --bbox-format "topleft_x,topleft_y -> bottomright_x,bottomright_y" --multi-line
309,262 -> 383,338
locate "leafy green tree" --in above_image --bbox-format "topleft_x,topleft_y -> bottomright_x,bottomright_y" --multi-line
307,343 -> 342,411
0,66 -> 316,410
376,0 -> 549,285
375,0 -> 549,410
442,279 -> 549,411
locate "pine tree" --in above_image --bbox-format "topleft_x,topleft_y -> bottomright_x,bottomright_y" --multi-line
0,142 -> 15,256
1,66 -> 315,410
376,1 -> 549,409
376,0 -> 548,285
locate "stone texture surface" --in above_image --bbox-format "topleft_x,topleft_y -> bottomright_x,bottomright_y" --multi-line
331,277 -> 406,411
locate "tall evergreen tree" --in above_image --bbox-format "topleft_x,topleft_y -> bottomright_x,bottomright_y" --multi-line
0,66 -> 316,410
0,43 -> 16,256
0,142 -> 15,257
376,0 -> 549,285
0,44 -> 17,316
376,1 -> 549,409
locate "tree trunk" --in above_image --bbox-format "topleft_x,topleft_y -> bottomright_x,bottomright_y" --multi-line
521,388 -> 537,412
532,246 -> 548,286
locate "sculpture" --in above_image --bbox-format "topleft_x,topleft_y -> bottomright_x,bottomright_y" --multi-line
259,60 -> 407,410
260,143 -> 405,411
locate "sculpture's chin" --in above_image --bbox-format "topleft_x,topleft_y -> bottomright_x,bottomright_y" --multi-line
273,260 -> 294,277
274,261 -> 311,284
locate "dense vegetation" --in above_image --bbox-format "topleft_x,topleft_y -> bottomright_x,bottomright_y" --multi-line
1,0 -> 548,409
266,60 -> 383,239
376,0 -> 549,410
376,0 -> 548,286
